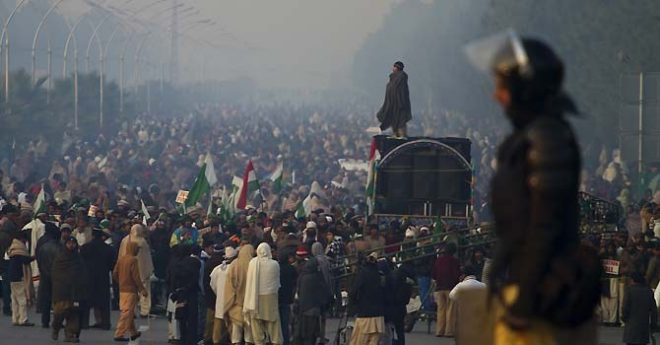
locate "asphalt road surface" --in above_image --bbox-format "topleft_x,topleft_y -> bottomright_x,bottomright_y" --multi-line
0,310 -> 627,344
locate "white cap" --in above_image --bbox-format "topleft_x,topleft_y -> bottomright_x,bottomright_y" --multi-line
224,246 -> 237,260
405,228 -> 416,238
306,221 -> 317,229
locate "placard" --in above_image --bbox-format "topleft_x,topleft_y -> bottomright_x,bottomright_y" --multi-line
176,190 -> 189,204
602,259 -> 620,275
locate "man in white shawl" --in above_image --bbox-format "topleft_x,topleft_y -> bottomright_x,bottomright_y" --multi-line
21,212 -> 47,283
210,246 -> 237,345
243,243 -> 283,345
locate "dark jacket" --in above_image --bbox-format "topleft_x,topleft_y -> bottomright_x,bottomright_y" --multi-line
0,219 -> 19,259
432,254 -> 461,291
376,70 -> 412,131
297,258 -> 331,313
7,252 -> 31,282
52,248 -> 88,303
36,234 -> 61,279
490,114 -> 584,321
349,261 -> 385,318
173,256 -> 201,296
413,238 -> 435,277
385,264 -> 414,323
278,258 -> 298,306
622,284 -> 657,344
80,237 -> 116,307
150,227 -> 171,279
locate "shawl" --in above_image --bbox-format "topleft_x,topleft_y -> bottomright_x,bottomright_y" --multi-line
9,239 -> 34,304
223,244 -> 254,322
119,224 -> 154,280
22,218 -> 45,280
376,70 -> 412,131
210,260 -> 231,318
312,242 -> 333,292
243,242 -> 278,322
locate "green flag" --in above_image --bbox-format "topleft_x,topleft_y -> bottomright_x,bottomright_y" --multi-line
184,153 -> 218,210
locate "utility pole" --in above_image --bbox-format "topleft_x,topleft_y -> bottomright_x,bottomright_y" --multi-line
169,0 -> 179,85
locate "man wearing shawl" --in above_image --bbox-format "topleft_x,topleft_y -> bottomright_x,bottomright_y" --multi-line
51,236 -> 87,342
294,257 -> 332,345
244,243 -> 283,345
311,242 -> 334,344
7,231 -> 34,326
119,224 -> 154,317
376,61 -> 412,138
224,244 -> 255,345
210,246 -> 237,345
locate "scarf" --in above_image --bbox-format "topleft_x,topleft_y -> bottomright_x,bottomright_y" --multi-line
223,244 -> 254,322
243,242 -> 272,323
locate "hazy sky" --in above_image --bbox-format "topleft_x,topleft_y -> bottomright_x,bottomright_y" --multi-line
44,0 -> 399,88
189,0 -> 395,88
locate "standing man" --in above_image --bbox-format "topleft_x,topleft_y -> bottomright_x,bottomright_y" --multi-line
466,32 -> 601,344
36,222 -> 61,328
7,231 -> 35,327
244,243 -> 282,345
432,243 -> 461,338
119,224 -> 153,318
385,262 -> 415,345
376,60 -> 412,138
51,236 -> 87,343
622,272 -> 657,345
278,251 -> 298,345
294,257 -> 331,345
224,244 -> 255,345
348,253 -> 386,345
0,204 -> 22,316
112,241 -> 147,342
209,246 -> 237,345
172,244 -> 202,345
80,229 -> 116,330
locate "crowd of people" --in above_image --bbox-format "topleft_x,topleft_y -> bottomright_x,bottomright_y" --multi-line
0,102 -> 656,345
0,188 -> 480,345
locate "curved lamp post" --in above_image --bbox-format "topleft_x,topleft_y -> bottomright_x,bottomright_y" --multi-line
85,12 -> 114,73
32,0 -> 65,85
62,15 -> 87,130
0,0 -> 30,103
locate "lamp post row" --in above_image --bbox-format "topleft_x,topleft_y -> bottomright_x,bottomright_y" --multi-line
2,0 -> 215,130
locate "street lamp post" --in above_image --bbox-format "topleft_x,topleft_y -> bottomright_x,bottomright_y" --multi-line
85,13 -> 114,73
98,26 -> 126,129
0,0 -> 30,103
134,32 -> 153,114
63,15 -> 87,130
32,0 -> 65,85
46,39 -> 52,104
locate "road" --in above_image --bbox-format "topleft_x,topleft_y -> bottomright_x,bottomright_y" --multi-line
0,310 -> 626,344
